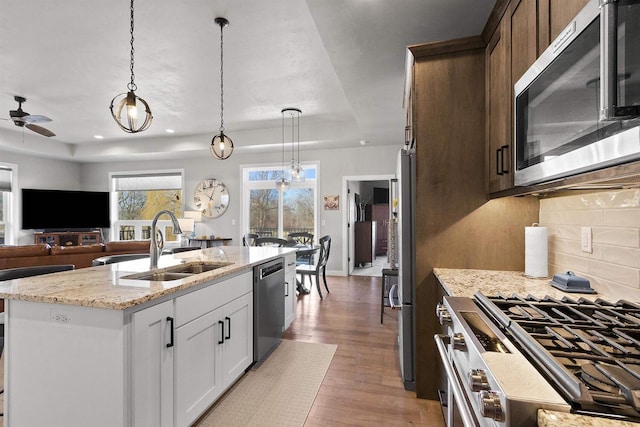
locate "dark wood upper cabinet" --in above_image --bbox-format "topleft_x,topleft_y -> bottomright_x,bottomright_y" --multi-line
538,0 -> 591,52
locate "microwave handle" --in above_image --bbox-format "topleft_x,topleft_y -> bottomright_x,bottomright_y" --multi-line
434,334 -> 478,427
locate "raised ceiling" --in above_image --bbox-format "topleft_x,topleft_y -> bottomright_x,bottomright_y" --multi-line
0,0 -> 494,162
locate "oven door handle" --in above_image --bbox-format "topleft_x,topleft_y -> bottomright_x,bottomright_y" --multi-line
434,334 -> 478,427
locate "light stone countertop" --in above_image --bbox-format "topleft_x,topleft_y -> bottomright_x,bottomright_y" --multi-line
0,246 -> 296,310
433,268 -> 602,301
433,268 -> 640,427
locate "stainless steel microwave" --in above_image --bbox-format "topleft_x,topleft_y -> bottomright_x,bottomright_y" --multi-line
514,0 -> 640,186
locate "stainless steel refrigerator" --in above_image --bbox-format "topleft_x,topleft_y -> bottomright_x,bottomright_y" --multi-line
396,148 -> 416,391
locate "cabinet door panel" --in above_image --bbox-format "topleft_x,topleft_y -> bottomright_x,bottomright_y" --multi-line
487,22 -> 511,193
175,307 -> 224,427
222,292 -> 254,386
132,300 -> 174,427
511,0 -> 539,83
284,253 -> 297,328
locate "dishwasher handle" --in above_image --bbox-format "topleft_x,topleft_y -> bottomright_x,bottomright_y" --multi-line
259,261 -> 284,279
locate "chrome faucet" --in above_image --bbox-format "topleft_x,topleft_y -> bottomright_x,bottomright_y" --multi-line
150,209 -> 183,270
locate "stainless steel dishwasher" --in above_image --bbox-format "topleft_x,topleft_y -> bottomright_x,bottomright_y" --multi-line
253,258 -> 285,362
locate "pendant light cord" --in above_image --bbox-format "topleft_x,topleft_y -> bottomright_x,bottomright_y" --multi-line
128,0 -> 137,92
219,21 -> 225,133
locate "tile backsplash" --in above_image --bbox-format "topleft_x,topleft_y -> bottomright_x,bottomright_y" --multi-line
539,189 -> 640,302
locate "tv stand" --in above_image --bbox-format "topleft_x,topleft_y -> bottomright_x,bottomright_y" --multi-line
34,230 -> 102,247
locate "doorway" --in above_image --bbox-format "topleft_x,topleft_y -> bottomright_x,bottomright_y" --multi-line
343,175 -> 393,277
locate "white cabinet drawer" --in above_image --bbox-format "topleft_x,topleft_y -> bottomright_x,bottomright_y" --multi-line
175,270 -> 252,327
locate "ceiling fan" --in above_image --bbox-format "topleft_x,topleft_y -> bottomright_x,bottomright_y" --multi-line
2,95 -> 56,137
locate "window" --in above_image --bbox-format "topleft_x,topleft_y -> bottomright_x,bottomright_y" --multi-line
242,164 -> 317,239
0,164 -> 15,245
110,170 -> 184,242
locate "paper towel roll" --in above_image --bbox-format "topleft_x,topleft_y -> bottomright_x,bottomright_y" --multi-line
525,224 -> 548,278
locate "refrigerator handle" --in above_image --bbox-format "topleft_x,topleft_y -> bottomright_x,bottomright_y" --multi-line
389,284 -> 400,308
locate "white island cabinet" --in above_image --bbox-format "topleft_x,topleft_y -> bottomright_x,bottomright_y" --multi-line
5,269 -> 253,427
0,246 -> 296,427
174,271 -> 253,427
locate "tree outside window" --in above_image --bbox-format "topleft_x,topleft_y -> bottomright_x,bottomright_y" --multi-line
244,165 -> 317,240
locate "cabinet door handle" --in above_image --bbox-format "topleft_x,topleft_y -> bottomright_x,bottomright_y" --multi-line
496,148 -> 503,175
500,145 -> 509,174
225,316 -> 231,340
284,281 -> 289,297
218,320 -> 225,344
166,316 -> 174,348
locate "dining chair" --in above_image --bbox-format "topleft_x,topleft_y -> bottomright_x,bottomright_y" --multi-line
296,235 -> 331,300
242,233 -> 259,246
254,237 -> 289,247
287,231 -> 313,246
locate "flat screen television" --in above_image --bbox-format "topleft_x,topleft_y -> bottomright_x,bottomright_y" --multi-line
21,189 -> 110,230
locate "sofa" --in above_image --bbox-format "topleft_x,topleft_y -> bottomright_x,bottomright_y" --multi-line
0,240 -> 151,270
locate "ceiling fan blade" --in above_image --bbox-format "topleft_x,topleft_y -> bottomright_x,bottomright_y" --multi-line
23,114 -> 52,124
26,123 -> 56,137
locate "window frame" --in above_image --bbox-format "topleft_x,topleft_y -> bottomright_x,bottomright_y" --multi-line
0,163 -> 17,245
241,161 -> 319,240
109,169 -> 185,242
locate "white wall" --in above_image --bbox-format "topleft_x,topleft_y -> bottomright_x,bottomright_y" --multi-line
0,149 -> 83,244
79,144 -> 400,274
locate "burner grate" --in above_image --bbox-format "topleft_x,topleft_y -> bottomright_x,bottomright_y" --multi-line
475,293 -> 640,421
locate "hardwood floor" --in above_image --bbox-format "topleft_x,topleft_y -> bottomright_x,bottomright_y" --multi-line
283,274 -> 445,427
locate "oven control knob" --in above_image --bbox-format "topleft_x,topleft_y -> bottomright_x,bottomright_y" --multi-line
435,303 -> 451,325
479,390 -> 504,422
452,333 -> 466,351
469,369 -> 490,392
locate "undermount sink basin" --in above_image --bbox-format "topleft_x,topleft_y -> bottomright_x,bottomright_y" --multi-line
123,261 -> 234,281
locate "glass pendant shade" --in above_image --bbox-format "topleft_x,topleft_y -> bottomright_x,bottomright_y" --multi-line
275,177 -> 290,191
110,90 -> 153,133
210,131 -> 234,160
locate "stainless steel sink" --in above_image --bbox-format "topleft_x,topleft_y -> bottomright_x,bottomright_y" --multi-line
123,261 -> 233,281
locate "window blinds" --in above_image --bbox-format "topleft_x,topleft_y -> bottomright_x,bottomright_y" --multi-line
112,172 -> 182,191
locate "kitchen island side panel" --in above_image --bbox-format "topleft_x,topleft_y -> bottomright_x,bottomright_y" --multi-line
410,44 -> 540,399
6,300 -> 127,427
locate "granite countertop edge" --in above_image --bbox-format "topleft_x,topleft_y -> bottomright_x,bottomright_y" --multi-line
0,246 -> 296,310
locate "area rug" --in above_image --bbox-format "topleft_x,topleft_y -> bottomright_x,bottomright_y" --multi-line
195,339 -> 337,427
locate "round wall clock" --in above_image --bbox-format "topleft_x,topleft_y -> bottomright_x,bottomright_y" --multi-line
193,178 -> 230,218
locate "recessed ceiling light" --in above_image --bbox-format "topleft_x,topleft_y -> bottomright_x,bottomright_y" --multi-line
360,140 -> 368,145
94,135 -> 104,139
166,128 -> 175,133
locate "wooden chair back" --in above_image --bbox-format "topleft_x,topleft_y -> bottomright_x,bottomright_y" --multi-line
242,233 -> 259,246
254,237 -> 289,247
287,232 -> 314,246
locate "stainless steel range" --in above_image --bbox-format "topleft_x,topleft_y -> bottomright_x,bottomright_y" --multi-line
476,293 -> 640,422
435,297 -> 569,427
436,293 -> 640,427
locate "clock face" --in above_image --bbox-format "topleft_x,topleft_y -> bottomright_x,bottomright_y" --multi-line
193,179 -> 229,218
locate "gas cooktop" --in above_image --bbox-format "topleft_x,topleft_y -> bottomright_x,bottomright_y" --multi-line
475,293 -> 640,421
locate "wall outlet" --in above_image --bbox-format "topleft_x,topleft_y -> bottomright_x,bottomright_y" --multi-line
51,309 -> 71,327
581,226 -> 592,253
232,219 -> 236,225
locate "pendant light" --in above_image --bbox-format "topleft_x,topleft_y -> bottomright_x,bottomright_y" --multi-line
109,0 -> 153,133
282,108 -> 305,183
275,109 -> 291,191
210,17 -> 234,160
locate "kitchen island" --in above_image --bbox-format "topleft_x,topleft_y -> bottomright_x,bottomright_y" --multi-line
434,268 -> 640,427
0,246 -> 295,427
